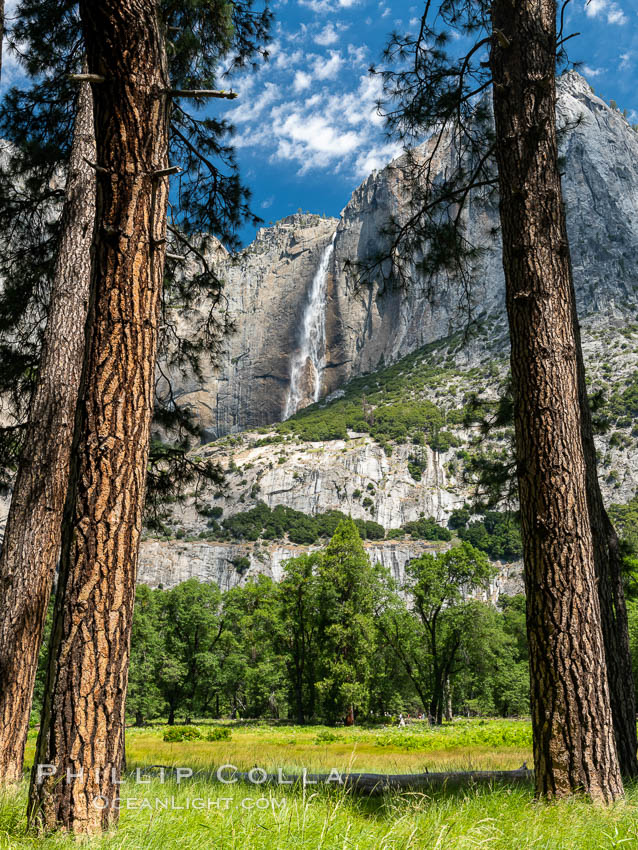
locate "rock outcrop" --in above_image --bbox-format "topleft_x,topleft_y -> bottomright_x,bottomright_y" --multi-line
157,215 -> 338,441
137,537 -> 524,598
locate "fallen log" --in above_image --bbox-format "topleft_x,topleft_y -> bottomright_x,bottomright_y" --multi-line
136,764 -> 534,795
233,765 -> 534,795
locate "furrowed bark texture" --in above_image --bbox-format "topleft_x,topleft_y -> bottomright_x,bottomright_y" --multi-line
0,80 -> 95,786
28,0 -> 170,834
489,0 -> 624,802
574,334 -> 638,777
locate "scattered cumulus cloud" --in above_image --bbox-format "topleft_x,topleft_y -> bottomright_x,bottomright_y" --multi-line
293,70 -> 313,91
584,0 -> 628,26
619,52 -> 632,71
314,23 -> 341,45
354,141 -> 404,177
231,59 -> 402,177
581,64 -> 605,77
312,50 -> 344,80
299,0 -> 359,12
347,44 -> 368,65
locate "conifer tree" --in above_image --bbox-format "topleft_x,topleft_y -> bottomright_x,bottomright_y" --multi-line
28,0 -> 173,831
0,77 -> 94,786
315,518 -> 380,725
0,0 -> 268,800
373,0 -> 630,799
22,0 -> 269,834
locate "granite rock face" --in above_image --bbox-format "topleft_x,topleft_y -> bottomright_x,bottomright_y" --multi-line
162,72 -> 638,437
137,537 -> 524,598
157,215 -> 338,441
196,431 -> 458,530
137,538 -> 435,590
2,73 -> 636,596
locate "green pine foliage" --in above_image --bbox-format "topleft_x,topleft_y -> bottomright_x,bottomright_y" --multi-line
0,0 -> 270,490
203,501 -> 391,544
455,511 -> 523,562
314,518 -> 381,723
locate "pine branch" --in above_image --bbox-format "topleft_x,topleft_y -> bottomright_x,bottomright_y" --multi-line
169,89 -> 238,100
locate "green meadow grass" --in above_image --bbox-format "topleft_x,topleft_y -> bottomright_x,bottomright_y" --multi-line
3,720 -> 638,849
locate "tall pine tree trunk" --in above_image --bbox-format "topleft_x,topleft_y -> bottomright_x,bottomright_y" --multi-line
574,329 -> 638,777
489,0 -> 623,802
28,0 -> 170,834
0,79 -> 94,786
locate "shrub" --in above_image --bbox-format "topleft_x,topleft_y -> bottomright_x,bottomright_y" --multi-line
365,521 -> 385,540
448,507 -> 470,530
458,511 -> 522,561
430,429 -> 461,452
206,727 -> 232,742
163,726 -> 203,742
233,556 -> 251,573
314,730 -> 342,744
408,454 -> 427,481
403,517 -> 452,541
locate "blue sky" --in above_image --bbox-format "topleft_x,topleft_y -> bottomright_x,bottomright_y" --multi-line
2,0 -> 637,247
220,0 -> 638,245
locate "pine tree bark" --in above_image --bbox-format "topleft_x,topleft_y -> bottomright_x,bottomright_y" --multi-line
574,328 -> 638,777
489,0 -> 624,802
28,0 -> 170,834
0,79 -> 95,786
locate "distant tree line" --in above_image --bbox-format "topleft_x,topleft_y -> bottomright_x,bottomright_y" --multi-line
34,518 -> 530,727
173,501 -> 524,563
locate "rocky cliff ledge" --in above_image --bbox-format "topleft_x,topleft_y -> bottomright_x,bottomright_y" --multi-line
137,537 -> 524,598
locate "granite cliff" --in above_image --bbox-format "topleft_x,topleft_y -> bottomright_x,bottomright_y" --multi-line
159,71 -> 638,440
2,72 -> 637,592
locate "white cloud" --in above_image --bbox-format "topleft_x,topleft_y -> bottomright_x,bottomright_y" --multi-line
619,52 -> 632,71
312,50 -> 344,80
299,0 -> 359,12
581,64 -> 604,77
293,70 -> 313,92
347,43 -> 368,65
354,141 -> 404,177
225,21 -> 411,179
584,0 -> 628,25
314,23 -> 341,46
281,113 -> 360,154
607,6 -> 628,22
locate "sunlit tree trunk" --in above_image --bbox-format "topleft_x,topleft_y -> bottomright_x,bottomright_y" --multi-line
28,0 -> 170,833
490,0 -> 623,802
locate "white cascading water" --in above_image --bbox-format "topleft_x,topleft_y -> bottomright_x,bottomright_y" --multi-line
283,232 -> 336,419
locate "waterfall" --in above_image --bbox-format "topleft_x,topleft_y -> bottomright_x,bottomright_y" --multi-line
283,232 -> 336,419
